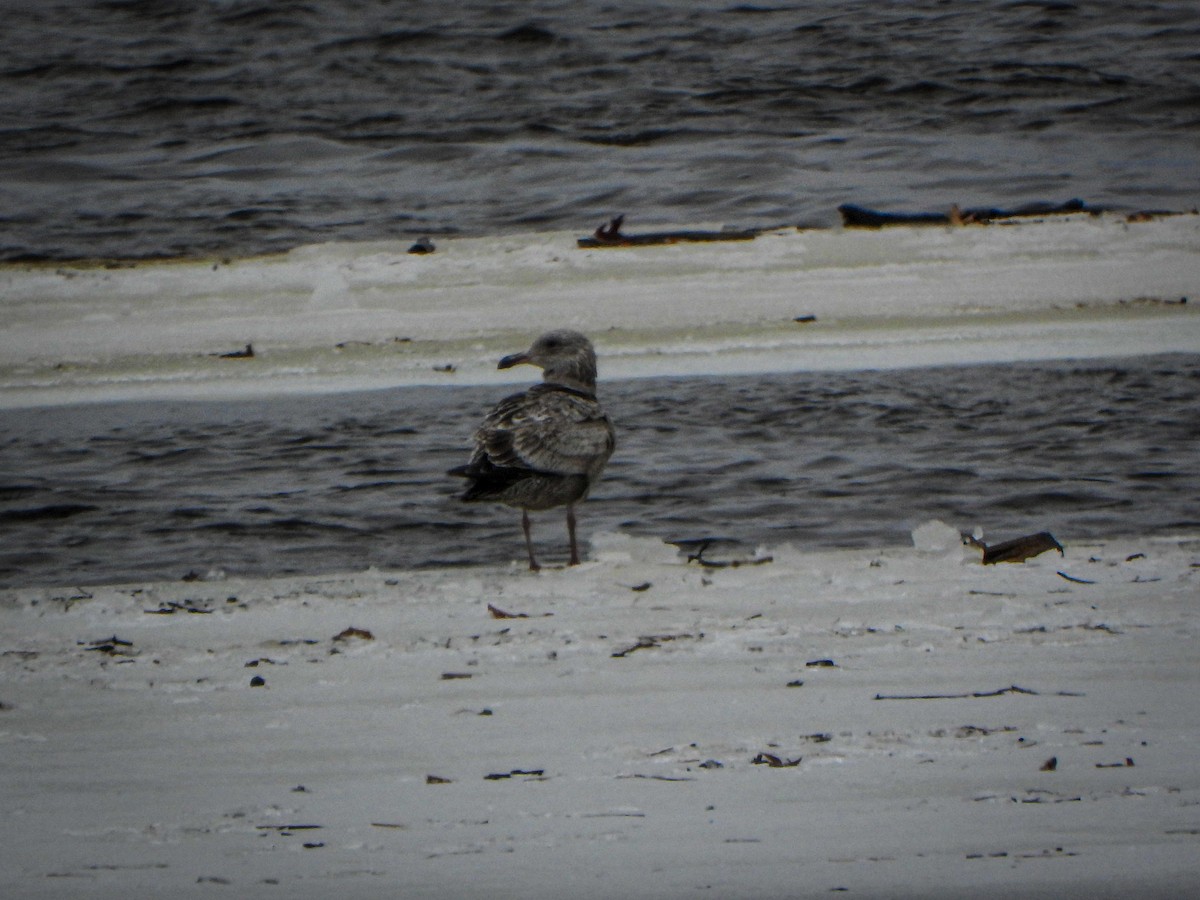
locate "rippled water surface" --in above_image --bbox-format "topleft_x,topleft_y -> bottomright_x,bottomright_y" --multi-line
2,354 -> 1197,587
2,0 -> 1198,259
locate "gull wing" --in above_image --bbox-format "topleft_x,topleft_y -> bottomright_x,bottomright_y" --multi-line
472,385 -> 615,476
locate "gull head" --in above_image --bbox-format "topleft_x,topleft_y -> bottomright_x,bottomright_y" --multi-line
498,330 -> 599,393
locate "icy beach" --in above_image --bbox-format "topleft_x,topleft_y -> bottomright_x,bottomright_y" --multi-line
2,214 -> 1199,898
2,531 -> 1198,899
5,1 -> 1199,891
2,212 -> 1198,407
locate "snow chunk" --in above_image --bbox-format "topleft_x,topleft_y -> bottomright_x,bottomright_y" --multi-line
590,532 -> 680,565
911,519 -> 963,553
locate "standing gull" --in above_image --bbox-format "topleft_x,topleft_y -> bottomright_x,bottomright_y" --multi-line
449,330 -> 616,570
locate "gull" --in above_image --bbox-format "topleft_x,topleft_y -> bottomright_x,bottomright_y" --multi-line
449,330 -> 616,570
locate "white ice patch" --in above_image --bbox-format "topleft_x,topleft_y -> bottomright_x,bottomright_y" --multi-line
910,519 -> 964,554
589,531 -> 681,565
2,214 -> 1198,407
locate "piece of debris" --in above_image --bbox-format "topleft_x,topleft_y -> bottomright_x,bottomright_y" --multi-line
80,636 -> 135,656
578,214 -> 761,248
332,627 -> 374,642
839,199 -> 1094,228
1041,756 -> 1058,772
250,675 -> 266,687
484,769 -> 545,780
441,672 -> 473,680
611,633 -> 696,658
949,725 -> 1017,738
144,600 -> 212,615
628,582 -> 653,592
793,315 -> 817,324
486,603 -> 551,619
685,540 -> 773,569
806,658 -> 837,668
963,531 -> 1063,564
1057,571 -> 1096,585
425,775 -> 453,785
432,363 -> 457,373
1096,758 -> 1136,768
408,236 -> 436,254
874,684 -> 1045,700
217,343 -> 255,359
752,752 -> 802,768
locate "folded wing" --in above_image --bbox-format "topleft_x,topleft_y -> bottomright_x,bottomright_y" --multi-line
472,384 -> 615,478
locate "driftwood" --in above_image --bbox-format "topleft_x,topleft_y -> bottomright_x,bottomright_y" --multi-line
874,684 -> 1055,700
963,531 -> 1063,564
578,215 -> 760,248
839,199 -> 1093,228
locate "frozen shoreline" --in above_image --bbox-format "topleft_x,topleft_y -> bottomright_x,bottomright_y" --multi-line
2,213 -> 1197,408
2,530 -> 1198,898
3,214 -> 1199,897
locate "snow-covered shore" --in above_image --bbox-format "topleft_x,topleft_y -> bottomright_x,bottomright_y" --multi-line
2,530 -> 1198,899
2,214 -> 1199,896
2,213 -> 1198,407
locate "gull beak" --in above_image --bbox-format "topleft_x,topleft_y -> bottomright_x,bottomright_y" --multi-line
497,350 -> 531,370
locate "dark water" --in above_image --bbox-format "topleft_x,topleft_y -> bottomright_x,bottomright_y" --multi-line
1,354 -> 1197,588
2,0 -> 1198,261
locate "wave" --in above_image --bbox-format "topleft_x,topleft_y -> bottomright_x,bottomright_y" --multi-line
1,353 -> 1196,588
2,0 -> 1197,259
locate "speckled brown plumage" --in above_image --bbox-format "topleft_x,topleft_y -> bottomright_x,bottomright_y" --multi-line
449,331 -> 615,570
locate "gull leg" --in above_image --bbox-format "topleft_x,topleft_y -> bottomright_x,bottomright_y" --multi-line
567,505 -> 580,566
522,510 -> 540,571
